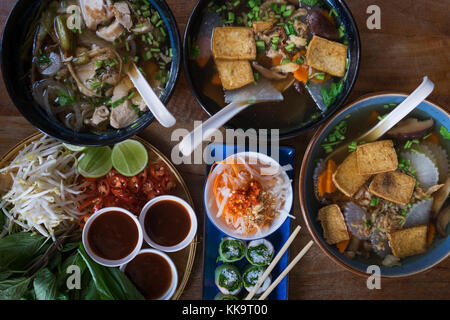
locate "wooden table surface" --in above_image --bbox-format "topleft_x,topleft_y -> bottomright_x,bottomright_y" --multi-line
0,0 -> 449,300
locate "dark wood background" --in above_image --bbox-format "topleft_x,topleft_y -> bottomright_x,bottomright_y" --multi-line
0,0 -> 449,299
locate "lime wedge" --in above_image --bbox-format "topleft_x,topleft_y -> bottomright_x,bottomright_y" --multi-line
111,140 -> 148,177
63,143 -> 87,152
77,146 -> 113,178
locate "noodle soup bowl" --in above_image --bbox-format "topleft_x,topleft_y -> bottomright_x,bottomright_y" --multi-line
1,0 -> 181,146
204,151 -> 293,240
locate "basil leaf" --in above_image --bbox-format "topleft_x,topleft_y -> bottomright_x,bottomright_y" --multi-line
0,232 -> 50,271
106,267 -> 144,300
0,277 -> 31,300
33,268 -> 59,300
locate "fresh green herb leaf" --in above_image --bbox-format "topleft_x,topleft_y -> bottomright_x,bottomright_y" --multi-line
370,197 -> 380,207
440,126 -> 450,140
321,80 -> 344,107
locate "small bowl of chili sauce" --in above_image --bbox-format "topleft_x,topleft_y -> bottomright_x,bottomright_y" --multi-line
120,249 -> 178,300
82,207 -> 143,267
139,195 -> 197,252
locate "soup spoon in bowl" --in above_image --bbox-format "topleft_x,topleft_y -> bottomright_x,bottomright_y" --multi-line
324,76 -> 434,163
126,62 -> 176,128
177,78 -> 284,156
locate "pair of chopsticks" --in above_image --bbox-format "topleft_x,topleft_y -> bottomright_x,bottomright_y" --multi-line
244,226 -> 314,300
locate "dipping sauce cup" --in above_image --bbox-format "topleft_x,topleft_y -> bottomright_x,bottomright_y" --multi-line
120,249 -> 178,300
139,195 -> 197,252
82,207 -> 143,267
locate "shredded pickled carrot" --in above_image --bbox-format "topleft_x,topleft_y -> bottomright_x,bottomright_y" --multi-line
317,160 -> 337,196
271,55 -> 283,66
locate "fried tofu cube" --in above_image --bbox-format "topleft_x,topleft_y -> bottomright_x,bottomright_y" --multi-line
369,170 -> 416,205
332,152 -> 371,197
318,204 -> 350,245
252,20 -> 274,33
215,59 -> 254,90
305,35 -> 348,77
356,140 -> 398,175
387,225 -> 428,258
212,27 -> 256,60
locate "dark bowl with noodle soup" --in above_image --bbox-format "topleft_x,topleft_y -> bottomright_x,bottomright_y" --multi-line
1,0 -> 180,146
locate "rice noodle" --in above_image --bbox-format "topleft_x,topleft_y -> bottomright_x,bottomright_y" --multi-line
0,135 -> 86,237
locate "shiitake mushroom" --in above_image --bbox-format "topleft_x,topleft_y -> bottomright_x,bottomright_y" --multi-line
385,118 -> 434,141
307,10 -> 340,41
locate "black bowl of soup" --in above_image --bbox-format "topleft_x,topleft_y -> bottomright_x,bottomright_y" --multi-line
1,0 -> 181,146
183,0 -> 360,139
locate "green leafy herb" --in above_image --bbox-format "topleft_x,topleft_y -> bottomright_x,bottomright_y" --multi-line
321,120 -> 347,153
348,141 -> 358,152
37,54 -> 52,65
321,80 -> 344,107
56,90 -> 75,107
370,197 -> 380,207
300,0 -> 320,6
440,126 -> 450,140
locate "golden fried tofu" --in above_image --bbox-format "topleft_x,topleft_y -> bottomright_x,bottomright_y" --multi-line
215,59 -> 254,90
305,35 -> 347,77
252,20 -> 274,33
369,170 -> 416,205
387,225 -> 428,258
318,204 -> 350,245
212,27 -> 256,60
332,152 -> 371,197
356,140 -> 398,175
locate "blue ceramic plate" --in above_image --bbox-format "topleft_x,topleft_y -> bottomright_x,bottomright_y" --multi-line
300,93 -> 450,277
202,144 -> 296,299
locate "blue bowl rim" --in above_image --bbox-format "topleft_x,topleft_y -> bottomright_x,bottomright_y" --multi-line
182,0 -> 361,140
299,91 -> 450,278
0,0 -> 181,146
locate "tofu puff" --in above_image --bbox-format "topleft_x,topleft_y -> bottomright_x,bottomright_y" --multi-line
313,118 -> 449,264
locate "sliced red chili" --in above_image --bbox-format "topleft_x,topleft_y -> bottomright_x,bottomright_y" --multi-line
149,162 -> 168,181
78,214 -> 92,228
161,176 -> 177,193
128,176 -> 141,193
103,195 -> 119,207
111,188 -> 137,203
97,178 -> 110,197
78,197 -> 103,213
82,180 -> 97,194
107,170 -> 128,189
137,167 -> 148,184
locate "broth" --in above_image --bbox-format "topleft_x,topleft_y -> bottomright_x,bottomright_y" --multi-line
124,252 -> 173,299
144,200 -> 191,247
87,211 -> 139,260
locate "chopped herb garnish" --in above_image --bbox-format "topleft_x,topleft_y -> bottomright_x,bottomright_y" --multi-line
37,54 -> 52,65
440,126 -> 450,140
285,43 -> 295,51
56,90 -> 75,107
111,96 -> 127,108
256,40 -> 265,52
348,141 -> 358,152
321,80 -> 344,107
370,197 -> 380,207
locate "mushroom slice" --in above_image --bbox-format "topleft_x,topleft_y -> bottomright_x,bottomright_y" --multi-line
252,61 -> 286,80
432,175 -> 450,217
386,118 -> 434,140
436,205 -> 450,237
271,62 -> 299,74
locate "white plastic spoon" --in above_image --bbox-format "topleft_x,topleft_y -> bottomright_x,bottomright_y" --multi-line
177,79 -> 283,156
127,62 -> 176,128
325,76 -> 434,162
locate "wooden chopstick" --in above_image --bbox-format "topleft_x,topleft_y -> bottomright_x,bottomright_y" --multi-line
258,240 -> 314,300
244,225 -> 301,300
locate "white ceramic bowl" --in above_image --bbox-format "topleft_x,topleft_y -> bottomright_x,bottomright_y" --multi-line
139,195 -> 197,252
82,207 -> 143,267
204,151 -> 293,240
120,248 -> 178,300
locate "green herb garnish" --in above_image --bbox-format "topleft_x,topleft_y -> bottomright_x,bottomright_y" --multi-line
440,126 -> 450,140
56,90 -> 75,107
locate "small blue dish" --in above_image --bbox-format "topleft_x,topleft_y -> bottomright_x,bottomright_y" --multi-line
202,143 -> 296,299
0,0 -> 180,146
300,92 -> 450,277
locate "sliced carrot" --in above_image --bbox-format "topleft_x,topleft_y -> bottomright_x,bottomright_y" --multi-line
293,64 -> 309,83
325,160 -> 337,194
271,55 -> 283,66
196,56 -> 210,68
427,223 -> 436,247
317,171 -> 327,197
322,9 -> 336,25
336,239 -> 350,253
425,132 -> 439,145
317,160 -> 337,196
211,73 -> 222,86
367,110 -> 379,126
